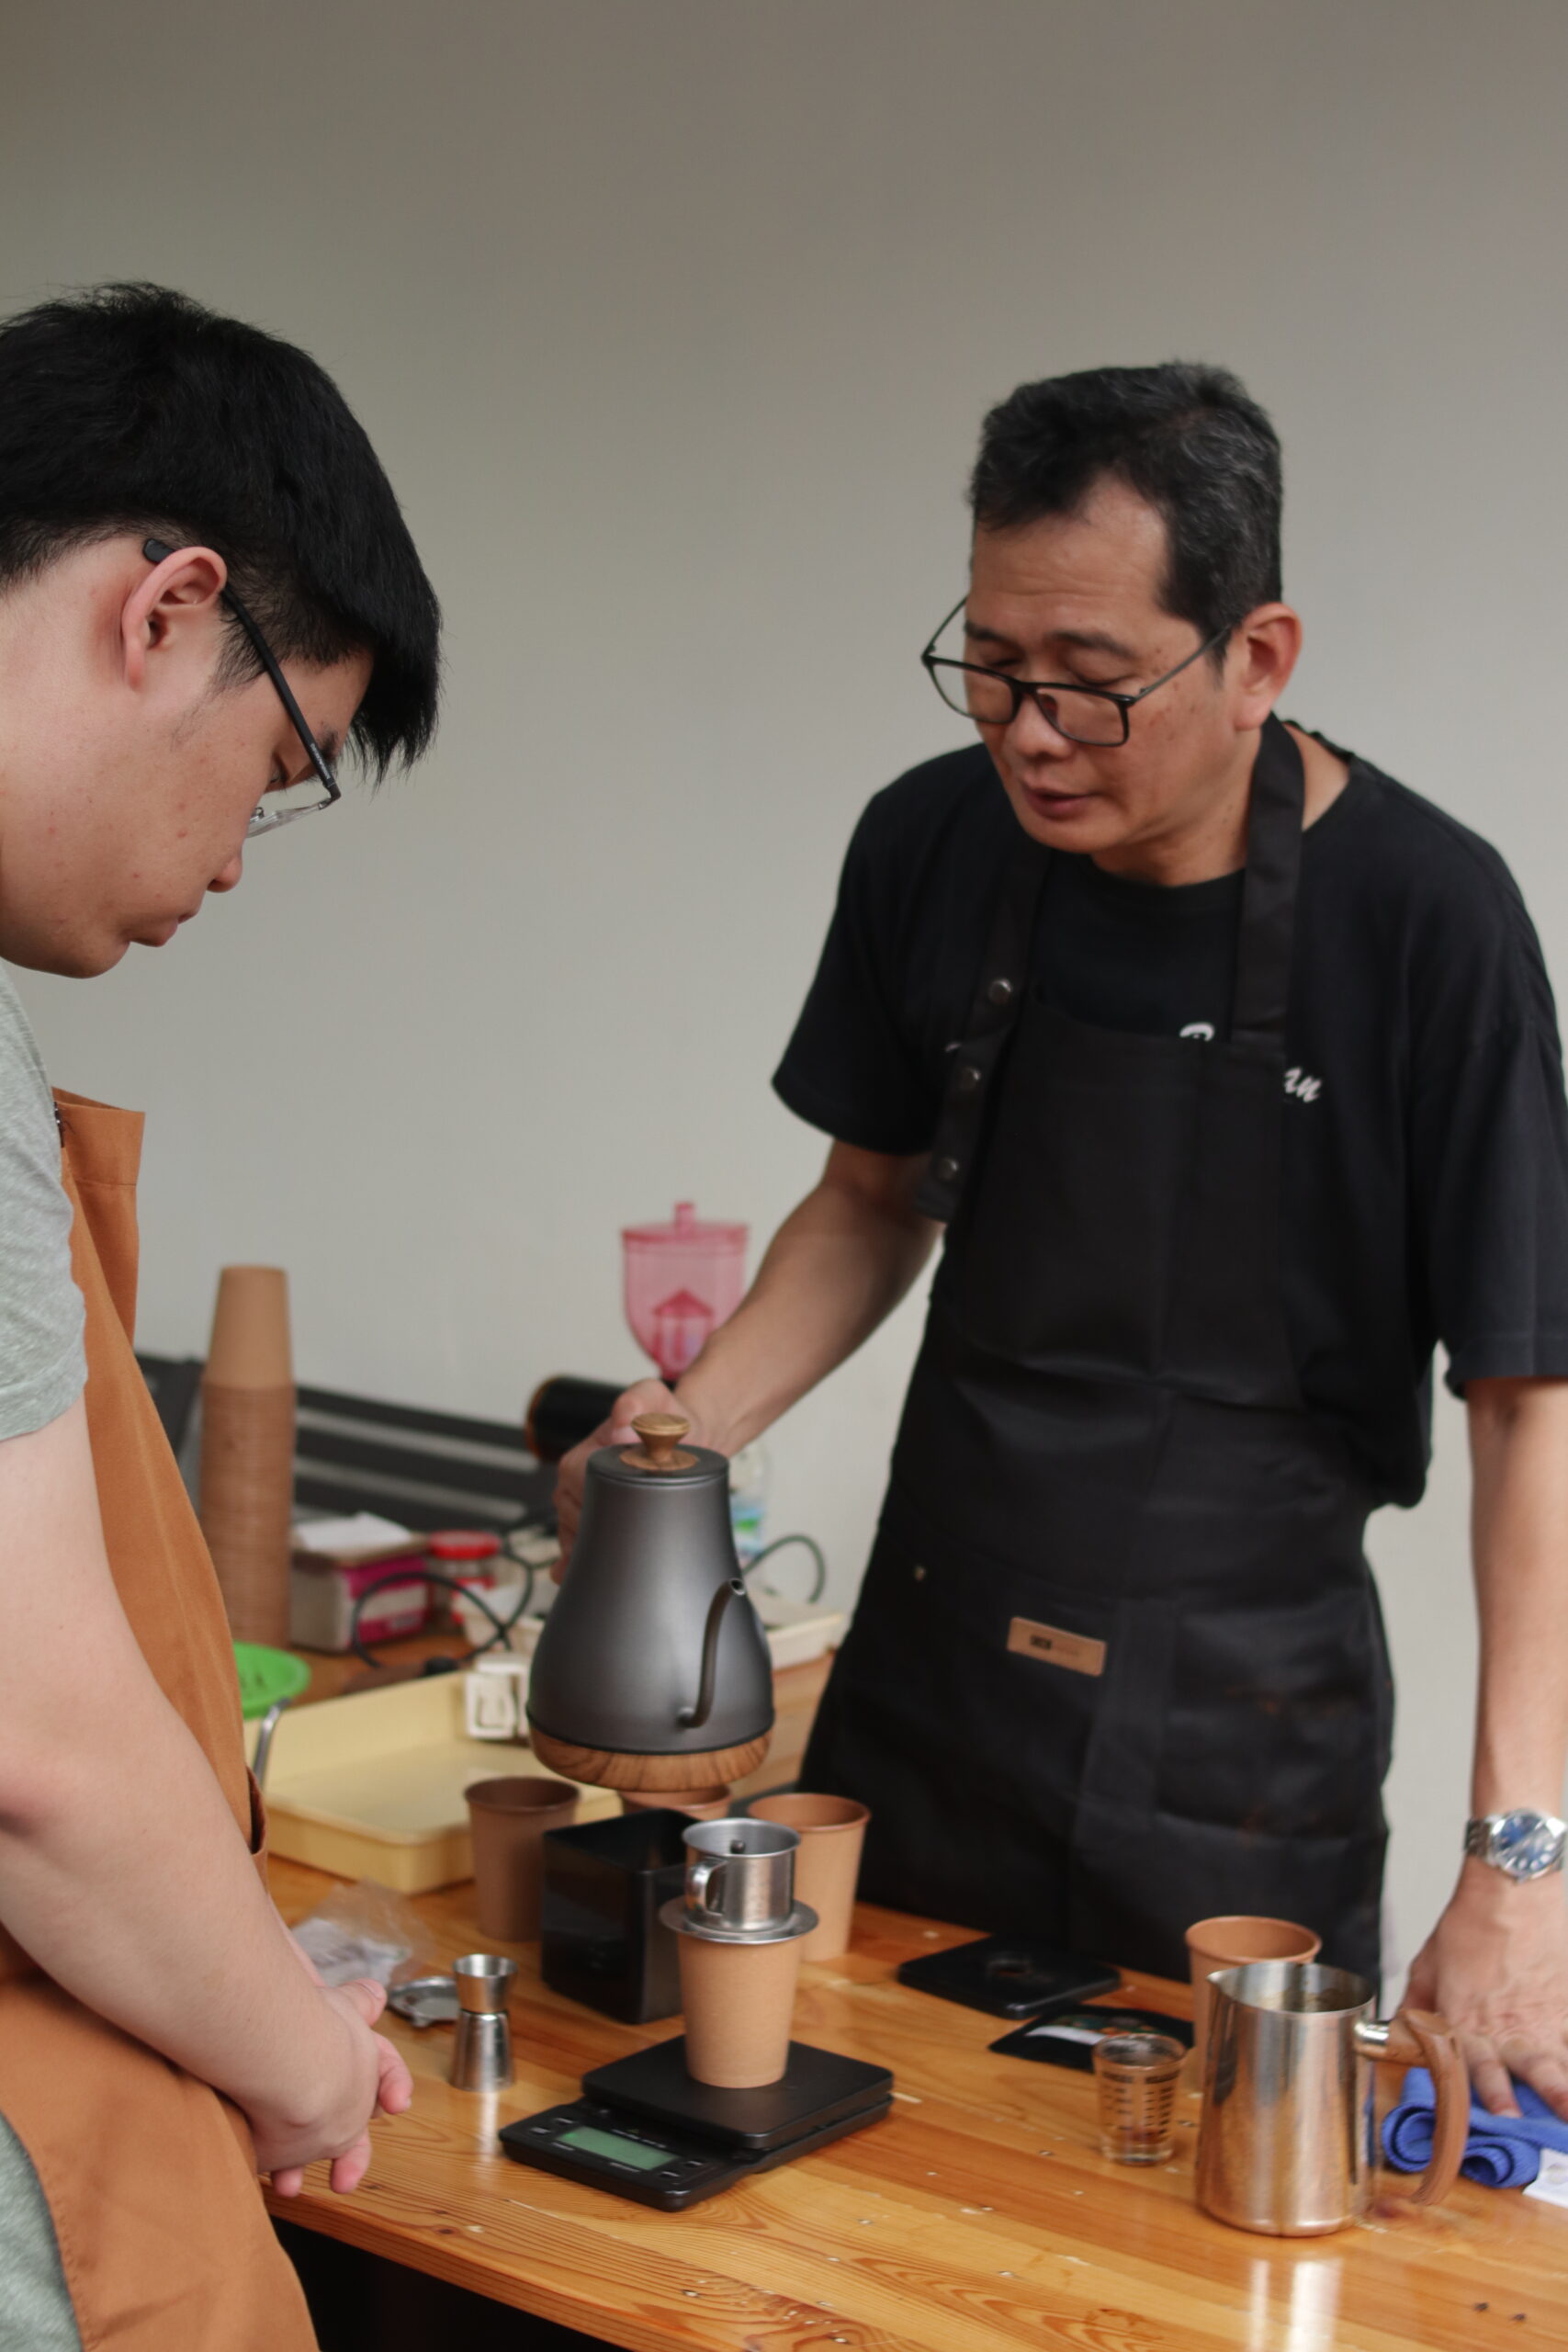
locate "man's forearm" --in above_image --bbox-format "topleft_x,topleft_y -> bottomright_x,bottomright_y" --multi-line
0,1679 -> 342,2120
677,1148 -> 938,1455
0,1398 -> 343,2125
1466,1377 -> 1568,1815
1407,1376 -> 1568,2120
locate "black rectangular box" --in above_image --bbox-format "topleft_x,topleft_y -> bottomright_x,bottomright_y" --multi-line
540,1811 -> 689,2023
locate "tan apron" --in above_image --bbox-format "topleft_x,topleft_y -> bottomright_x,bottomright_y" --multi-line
0,1094 -> 315,2351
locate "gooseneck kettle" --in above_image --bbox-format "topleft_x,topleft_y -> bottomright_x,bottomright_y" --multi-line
525,1415 -> 774,1791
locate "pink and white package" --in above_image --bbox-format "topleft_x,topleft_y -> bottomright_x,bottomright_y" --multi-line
288,1550 -> 429,1654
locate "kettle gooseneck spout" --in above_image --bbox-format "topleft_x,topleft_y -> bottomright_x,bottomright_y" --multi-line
678,1576 -> 746,1731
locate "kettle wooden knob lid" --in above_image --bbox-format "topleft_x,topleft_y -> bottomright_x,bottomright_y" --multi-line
622,1412 -> 698,1474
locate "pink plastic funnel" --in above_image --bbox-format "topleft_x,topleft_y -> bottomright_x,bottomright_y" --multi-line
622,1202 -> 749,1380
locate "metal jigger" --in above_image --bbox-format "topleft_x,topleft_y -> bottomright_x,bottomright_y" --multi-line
449,1953 -> 518,2092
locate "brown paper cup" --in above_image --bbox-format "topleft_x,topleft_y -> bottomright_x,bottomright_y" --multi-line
466,1776 -> 578,1941
748,1794 -> 870,1962
1185,1915 -> 1321,2076
205,1266 -> 293,1388
620,1785 -> 734,1820
678,1931 -> 802,2088
199,1380 -> 296,1644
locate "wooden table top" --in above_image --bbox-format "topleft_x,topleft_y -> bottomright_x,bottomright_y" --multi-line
265,1855 -> 1568,2351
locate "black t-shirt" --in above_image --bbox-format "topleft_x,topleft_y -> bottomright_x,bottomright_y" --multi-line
773,733 -> 1568,1507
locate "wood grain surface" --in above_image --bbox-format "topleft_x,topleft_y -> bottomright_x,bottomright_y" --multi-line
267,1847 -> 1568,2350
528,1726 -> 774,1792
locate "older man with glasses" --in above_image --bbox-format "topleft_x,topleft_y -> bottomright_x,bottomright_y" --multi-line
558,360 -> 1568,2133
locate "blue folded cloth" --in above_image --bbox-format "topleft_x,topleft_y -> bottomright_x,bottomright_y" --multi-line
1382,2066 -> 1568,2189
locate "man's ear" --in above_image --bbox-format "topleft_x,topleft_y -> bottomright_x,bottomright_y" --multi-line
1227,602 -> 1302,732
119,545 -> 229,691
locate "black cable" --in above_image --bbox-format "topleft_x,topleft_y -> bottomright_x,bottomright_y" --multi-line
346,1560 -> 536,1672
739,1532 -> 827,1605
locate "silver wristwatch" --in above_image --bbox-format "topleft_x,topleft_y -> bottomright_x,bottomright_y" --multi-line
1463,1810 -> 1568,1881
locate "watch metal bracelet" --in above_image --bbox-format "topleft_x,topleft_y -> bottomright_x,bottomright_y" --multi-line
1463,1810 -> 1568,1880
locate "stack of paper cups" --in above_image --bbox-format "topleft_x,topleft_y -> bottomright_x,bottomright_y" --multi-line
198,1266 -> 296,1645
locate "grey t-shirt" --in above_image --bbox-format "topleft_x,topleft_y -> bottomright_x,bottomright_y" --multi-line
0,963 -> 86,2349
0,2119 -> 80,2351
0,964 -> 85,1438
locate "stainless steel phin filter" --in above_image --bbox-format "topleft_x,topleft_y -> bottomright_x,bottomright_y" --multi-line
682,1820 -> 805,1938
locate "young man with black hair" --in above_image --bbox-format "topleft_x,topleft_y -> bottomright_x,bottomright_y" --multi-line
560,363 -> 1568,2126
0,285 -> 440,2350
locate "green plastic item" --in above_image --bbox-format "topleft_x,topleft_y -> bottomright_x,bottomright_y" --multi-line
233,1641 -> 311,1721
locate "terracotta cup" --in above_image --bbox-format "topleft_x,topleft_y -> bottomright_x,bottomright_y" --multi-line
466,1775 -> 578,1940
748,1794 -> 870,1962
620,1785 -> 734,1821
678,1932 -> 803,2088
1185,1915 -> 1321,2075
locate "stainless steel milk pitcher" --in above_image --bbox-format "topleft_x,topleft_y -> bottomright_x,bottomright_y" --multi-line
1195,1961 -> 1467,2235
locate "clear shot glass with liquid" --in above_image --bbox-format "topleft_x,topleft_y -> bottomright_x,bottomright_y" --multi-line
1092,2030 -> 1185,2165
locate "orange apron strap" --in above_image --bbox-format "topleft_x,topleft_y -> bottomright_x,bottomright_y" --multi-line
0,1095 -> 314,2350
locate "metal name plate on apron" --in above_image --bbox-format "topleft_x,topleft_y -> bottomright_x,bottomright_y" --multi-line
1006,1618 -> 1107,1677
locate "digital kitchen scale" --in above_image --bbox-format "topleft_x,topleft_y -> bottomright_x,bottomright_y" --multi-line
500,2037 -> 893,2210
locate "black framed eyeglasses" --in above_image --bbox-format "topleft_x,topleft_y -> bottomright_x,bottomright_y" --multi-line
141,538 -> 342,837
920,594 -> 1232,747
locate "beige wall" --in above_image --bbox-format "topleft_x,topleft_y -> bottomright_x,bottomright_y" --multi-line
6,0 -> 1568,1985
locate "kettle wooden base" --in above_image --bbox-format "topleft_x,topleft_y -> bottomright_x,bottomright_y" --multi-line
529,1725 -> 773,1793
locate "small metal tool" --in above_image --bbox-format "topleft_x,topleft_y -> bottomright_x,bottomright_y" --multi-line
449,1953 -> 517,2091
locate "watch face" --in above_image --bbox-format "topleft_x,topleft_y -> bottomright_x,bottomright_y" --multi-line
1493,1811 -> 1563,1878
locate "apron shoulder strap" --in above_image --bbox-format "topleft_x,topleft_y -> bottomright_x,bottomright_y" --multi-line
915,717 -> 1303,1216
1230,714 -> 1305,1050
915,836 -> 1049,1222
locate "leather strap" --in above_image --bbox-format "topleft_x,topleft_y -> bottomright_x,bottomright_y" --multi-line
1230,715 -> 1305,1050
915,837 -> 1048,1221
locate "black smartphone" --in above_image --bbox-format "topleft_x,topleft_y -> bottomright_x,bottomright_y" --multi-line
896,1934 -> 1120,2019
989,2004 -> 1193,2071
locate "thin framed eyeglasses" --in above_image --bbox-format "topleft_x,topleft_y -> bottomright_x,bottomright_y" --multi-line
141,537 -> 342,837
921,594 -> 1231,747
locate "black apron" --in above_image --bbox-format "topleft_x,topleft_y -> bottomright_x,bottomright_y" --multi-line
802,718 -> 1392,1984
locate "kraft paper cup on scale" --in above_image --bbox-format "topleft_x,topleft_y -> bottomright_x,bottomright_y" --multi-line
674,1932 -> 807,2088
198,1266 -> 296,1646
748,1793 -> 870,1962
660,1818 -> 818,2088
